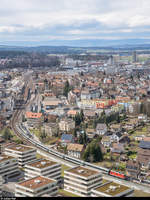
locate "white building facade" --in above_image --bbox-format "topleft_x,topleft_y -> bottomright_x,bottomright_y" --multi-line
15,176 -> 58,197
4,145 -> 37,167
0,155 -> 20,180
25,159 -> 61,182
64,166 -> 102,197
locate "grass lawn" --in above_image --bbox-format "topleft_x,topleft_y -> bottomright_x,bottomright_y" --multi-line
61,165 -> 71,177
30,128 -> 41,137
30,128 -> 59,145
94,161 -> 114,168
45,137 -> 59,145
134,190 -> 150,197
58,189 -> 80,197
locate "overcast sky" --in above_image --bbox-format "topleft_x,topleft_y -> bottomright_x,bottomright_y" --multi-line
0,0 -> 150,44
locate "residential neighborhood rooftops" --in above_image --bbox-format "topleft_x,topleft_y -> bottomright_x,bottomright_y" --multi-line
17,176 -> 54,190
137,148 -> 150,156
65,166 -> 100,177
86,128 -> 95,133
67,110 -> 78,116
110,124 -> 121,129
61,134 -> 74,141
143,137 -> 150,142
96,123 -> 107,130
111,143 -> 125,153
102,136 -> 110,142
25,112 -> 42,119
84,110 -> 96,117
43,100 -> 61,106
60,118 -> 75,123
126,160 -> 140,169
67,143 -> 84,152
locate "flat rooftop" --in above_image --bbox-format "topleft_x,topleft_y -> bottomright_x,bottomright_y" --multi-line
93,181 -> 131,196
17,176 -> 54,190
26,159 -> 59,169
0,155 -> 15,163
65,166 -> 100,177
6,144 -> 35,152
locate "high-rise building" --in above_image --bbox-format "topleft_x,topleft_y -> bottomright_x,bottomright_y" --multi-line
108,55 -> 114,65
132,51 -> 137,63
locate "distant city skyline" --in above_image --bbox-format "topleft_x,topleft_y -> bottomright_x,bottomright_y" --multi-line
0,0 -> 150,46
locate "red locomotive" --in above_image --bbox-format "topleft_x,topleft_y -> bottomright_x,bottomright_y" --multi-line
108,170 -> 130,180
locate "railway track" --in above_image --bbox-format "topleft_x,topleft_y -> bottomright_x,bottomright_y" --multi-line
11,110 -> 32,146
9,80 -> 150,190
10,78 -> 37,146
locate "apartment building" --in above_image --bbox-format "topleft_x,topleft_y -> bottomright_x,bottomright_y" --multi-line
0,155 -> 20,179
59,118 -> 75,132
67,143 -> 84,159
91,181 -> 134,197
25,112 -> 43,128
42,123 -> 58,137
64,166 -> 102,197
15,176 -> 58,197
25,159 -> 61,182
4,145 -> 37,167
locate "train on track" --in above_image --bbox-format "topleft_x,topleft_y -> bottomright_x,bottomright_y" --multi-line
15,123 -> 131,181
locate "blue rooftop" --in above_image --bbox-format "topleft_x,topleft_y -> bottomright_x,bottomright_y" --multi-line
139,141 -> 150,149
61,134 -> 73,141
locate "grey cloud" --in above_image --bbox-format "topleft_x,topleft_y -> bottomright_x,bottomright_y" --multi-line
0,0 -> 150,42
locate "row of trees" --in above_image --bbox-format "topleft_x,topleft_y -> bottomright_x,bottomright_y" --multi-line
93,111 -> 121,128
1,53 -> 60,69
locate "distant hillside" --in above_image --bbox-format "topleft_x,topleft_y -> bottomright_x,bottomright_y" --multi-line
1,39 -> 150,54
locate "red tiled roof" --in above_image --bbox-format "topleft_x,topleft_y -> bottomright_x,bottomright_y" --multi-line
26,112 -> 42,119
